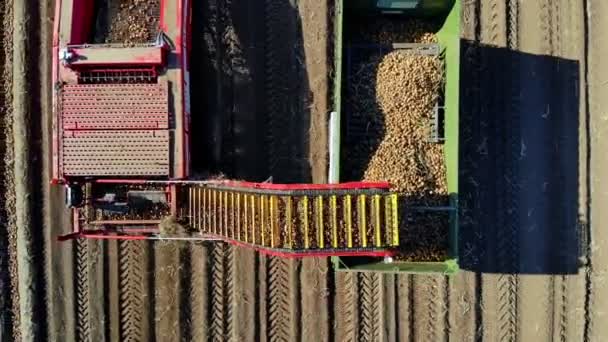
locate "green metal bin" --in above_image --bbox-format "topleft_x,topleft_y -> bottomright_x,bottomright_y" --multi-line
331,0 -> 460,274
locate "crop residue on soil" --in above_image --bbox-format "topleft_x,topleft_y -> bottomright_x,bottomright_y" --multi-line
343,20 -> 449,261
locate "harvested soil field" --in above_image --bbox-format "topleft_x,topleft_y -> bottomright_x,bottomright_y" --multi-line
5,0 -> 605,342
93,0 -> 160,44
343,19 -> 448,260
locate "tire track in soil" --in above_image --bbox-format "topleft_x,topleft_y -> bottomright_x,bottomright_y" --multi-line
74,239 -> 91,342
553,1 -> 588,341
499,0 -> 520,340
207,243 -> 237,341
517,1 -> 557,340
118,240 -> 152,342
476,1 -> 520,341
397,275 -> 414,341
412,275 -> 449,342
454,1 -> 483,339
334,272 -> 358,342
359,273 -> 382,342
265,256 -> 299,342
586,0 -> 608,340
547,2 -> 586,341
264,0 -> 300,183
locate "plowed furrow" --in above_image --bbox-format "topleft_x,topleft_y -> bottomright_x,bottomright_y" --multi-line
267,256 -> 291,342
75,239 -> 90,342
118,240 -> 146,342
358,273 -> 380,342
209,243 -> 227,341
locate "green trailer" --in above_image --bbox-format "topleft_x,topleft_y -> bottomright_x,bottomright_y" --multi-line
330,0 -> 460,274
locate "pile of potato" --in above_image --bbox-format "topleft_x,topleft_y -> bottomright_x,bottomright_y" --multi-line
344,20 -> 449,260
106,0 -> 159,44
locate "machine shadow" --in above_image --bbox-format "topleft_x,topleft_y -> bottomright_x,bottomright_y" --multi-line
189,0 -> 316,184
458,40 -> 582,274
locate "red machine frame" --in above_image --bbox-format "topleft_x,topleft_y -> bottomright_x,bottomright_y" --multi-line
52,1 -> 398,259
52,0 -> 192,183
57,180 -> 397,258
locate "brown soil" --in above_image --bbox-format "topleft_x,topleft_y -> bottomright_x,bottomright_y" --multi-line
0,0 -> 18,339
95,0 -> 160,44
24,1 -> 599,342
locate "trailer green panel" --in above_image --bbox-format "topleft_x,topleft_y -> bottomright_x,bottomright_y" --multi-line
332,0 -> 460,274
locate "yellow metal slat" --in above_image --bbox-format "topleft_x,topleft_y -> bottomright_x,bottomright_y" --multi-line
188,187 -> 192,227
196,187 -> 203,231
192,188 -> 198,228
345,195 -> 353,248
302,196 -> 309,249
244,193 -> 249,243
260,195 -> 266,246
194,188 -> 198,230
224,192 -> 229,237
286,197 -> 293,249
206,189 -> 211,233
201,188 -> 209,232
330,195 -> 338,248
391,194 -> 399,246
358,195 -> 367,247
213,190 -> 218,234
373,195 -> 382,247
316,196 -> 324,249
229,192 -> 234,238
270,196 -> 277,248
250,195 -> 256,245
235,193 -> 240,240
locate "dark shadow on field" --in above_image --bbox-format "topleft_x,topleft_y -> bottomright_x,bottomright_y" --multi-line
190,0 -> 314,184
458,41 -> 582,274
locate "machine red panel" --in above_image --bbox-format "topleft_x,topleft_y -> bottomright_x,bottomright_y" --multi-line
61,130 -> 170,176
61,83 -> 169,130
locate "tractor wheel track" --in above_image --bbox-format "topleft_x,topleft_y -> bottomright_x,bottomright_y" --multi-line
358,273 -> 381,342
265,256 -> 299,342
74,239 -> 91,342
264,0 -> 298,182
335,272 -> 358,342
117,240 -> 151,342
499,0 -> 520,339
477,1 -> 521,341
207,243 -> 234,341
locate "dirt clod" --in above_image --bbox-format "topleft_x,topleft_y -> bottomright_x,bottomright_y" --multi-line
159,216 -> 187,236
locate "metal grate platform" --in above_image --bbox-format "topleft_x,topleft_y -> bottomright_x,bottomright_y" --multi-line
61,83 -> 169,130
61,130 -> 170,176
